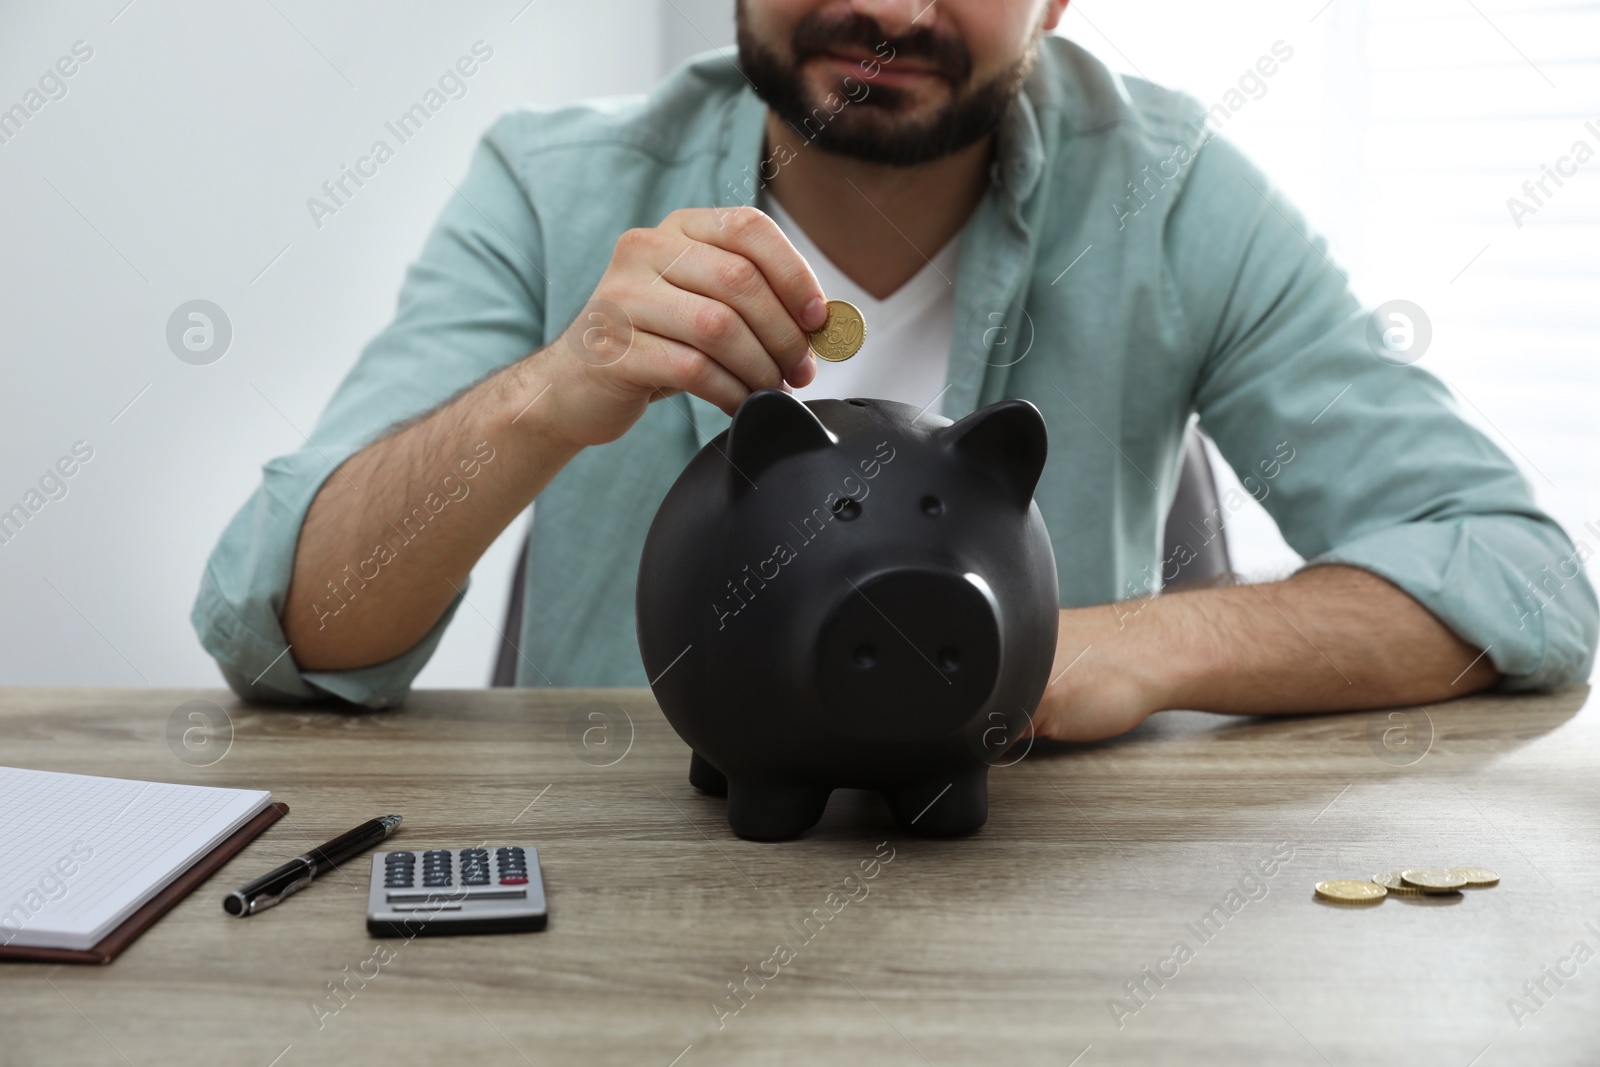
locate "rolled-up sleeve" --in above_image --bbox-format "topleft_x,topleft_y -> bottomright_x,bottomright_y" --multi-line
191,119 -> 547,706
1168,134 -> 1598,690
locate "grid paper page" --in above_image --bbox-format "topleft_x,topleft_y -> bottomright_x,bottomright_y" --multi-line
0,767 -> 271,951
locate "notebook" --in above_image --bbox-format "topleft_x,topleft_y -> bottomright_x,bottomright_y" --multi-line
0,766 -> 280,956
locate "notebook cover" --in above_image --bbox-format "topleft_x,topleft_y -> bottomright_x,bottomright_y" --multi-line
0,800 -> 288,965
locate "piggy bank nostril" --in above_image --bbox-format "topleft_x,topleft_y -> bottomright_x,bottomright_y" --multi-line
832,498 -> 862,521
937,647 -> 960,672
921,495 -> 943,516
853,644 -> 877,668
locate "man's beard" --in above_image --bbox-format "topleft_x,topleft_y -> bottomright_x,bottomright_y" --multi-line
735,4 -> 1037,167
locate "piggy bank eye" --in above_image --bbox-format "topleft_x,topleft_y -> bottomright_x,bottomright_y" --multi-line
832,497 -> 862,521
920,495 -> 943,516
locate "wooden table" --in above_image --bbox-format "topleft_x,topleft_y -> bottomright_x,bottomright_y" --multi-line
1,685 -> 1596,1066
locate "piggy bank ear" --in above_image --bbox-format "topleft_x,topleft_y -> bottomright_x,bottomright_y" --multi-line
938,398 -> 1048,509
725,389 -> 837,496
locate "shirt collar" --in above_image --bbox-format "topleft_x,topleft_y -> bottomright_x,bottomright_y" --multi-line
991,81 -> 1046,209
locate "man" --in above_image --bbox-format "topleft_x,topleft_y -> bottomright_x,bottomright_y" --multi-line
193,0 -> 1597,741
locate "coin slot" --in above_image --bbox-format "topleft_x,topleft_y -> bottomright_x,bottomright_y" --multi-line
832,497 -> 861,521
853,644 -> 876,668
847,399 -> 869,407
937,647 -> 960,672
921,495 -> 943,516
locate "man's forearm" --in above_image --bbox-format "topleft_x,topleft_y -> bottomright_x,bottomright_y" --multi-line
282,352 -> 580,671
1037,564 -> 1501,741
1147,564 -> 1498,710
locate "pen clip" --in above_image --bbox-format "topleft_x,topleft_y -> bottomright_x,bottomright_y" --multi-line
234,858 -> 316,916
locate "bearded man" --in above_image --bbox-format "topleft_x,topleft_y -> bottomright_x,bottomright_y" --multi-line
194,1 -> 1597,739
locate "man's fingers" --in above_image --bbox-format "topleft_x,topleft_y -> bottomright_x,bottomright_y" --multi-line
621,330 -> 754,416
627,284 -> 788,396
672,207 -> 829,335
654,240 -> 815,385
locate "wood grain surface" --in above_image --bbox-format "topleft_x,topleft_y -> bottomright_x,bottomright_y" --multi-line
1,685 -> 1597,1066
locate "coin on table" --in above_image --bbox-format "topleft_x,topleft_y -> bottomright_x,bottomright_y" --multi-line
808,299 -> 866,362
1315,879 -> 1387,904
1371,871 -> 1424,895
1450,866 -> 1501,888
1400,868 -> 1468,893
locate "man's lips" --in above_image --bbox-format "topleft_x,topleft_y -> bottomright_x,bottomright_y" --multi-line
811,50 -> 948,84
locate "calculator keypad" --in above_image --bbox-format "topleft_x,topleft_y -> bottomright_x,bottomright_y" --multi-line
383,852 -> 415,889
460,848 -> 490,885
496,847 -> 528,885
421,850 -> 453,887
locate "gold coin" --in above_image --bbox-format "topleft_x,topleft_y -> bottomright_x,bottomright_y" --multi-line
1315,879 -> 1387,904
1371,871 -> 1424,895
808,299 -> 866,362
1400,868 -> 1468,893
1450,866 -> 1500,888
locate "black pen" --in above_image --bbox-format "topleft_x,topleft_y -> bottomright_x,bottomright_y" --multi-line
224,814 -> 402,916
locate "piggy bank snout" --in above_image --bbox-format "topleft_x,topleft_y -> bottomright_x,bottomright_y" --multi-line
814,567 -> 1002,737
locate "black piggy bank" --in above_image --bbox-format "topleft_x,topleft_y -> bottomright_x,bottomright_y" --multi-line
636,389 -> 1059,841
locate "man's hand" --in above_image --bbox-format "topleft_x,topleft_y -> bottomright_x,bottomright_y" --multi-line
1029,564 -> 1501,743
1029,600 -> 1164,743
532,206 -> 830,450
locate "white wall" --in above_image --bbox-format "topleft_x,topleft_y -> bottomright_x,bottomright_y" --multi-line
0,0 -> 664,688
660,0 -> 736,73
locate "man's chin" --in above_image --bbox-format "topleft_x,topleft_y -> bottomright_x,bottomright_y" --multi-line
814,113 -> 935,148
796,115 -> 965,167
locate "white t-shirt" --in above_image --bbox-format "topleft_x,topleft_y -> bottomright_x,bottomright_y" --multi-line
759,191 -> 960,418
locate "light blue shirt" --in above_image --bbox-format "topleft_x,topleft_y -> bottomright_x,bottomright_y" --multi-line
192,40 -> 1598,706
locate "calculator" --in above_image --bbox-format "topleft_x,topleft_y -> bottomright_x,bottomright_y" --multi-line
365,846 -> 547,937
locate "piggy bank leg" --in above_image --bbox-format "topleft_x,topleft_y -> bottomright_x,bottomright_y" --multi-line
725,781 -> 832,841
885,767 -> 989,836
688,751 -> 728,796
